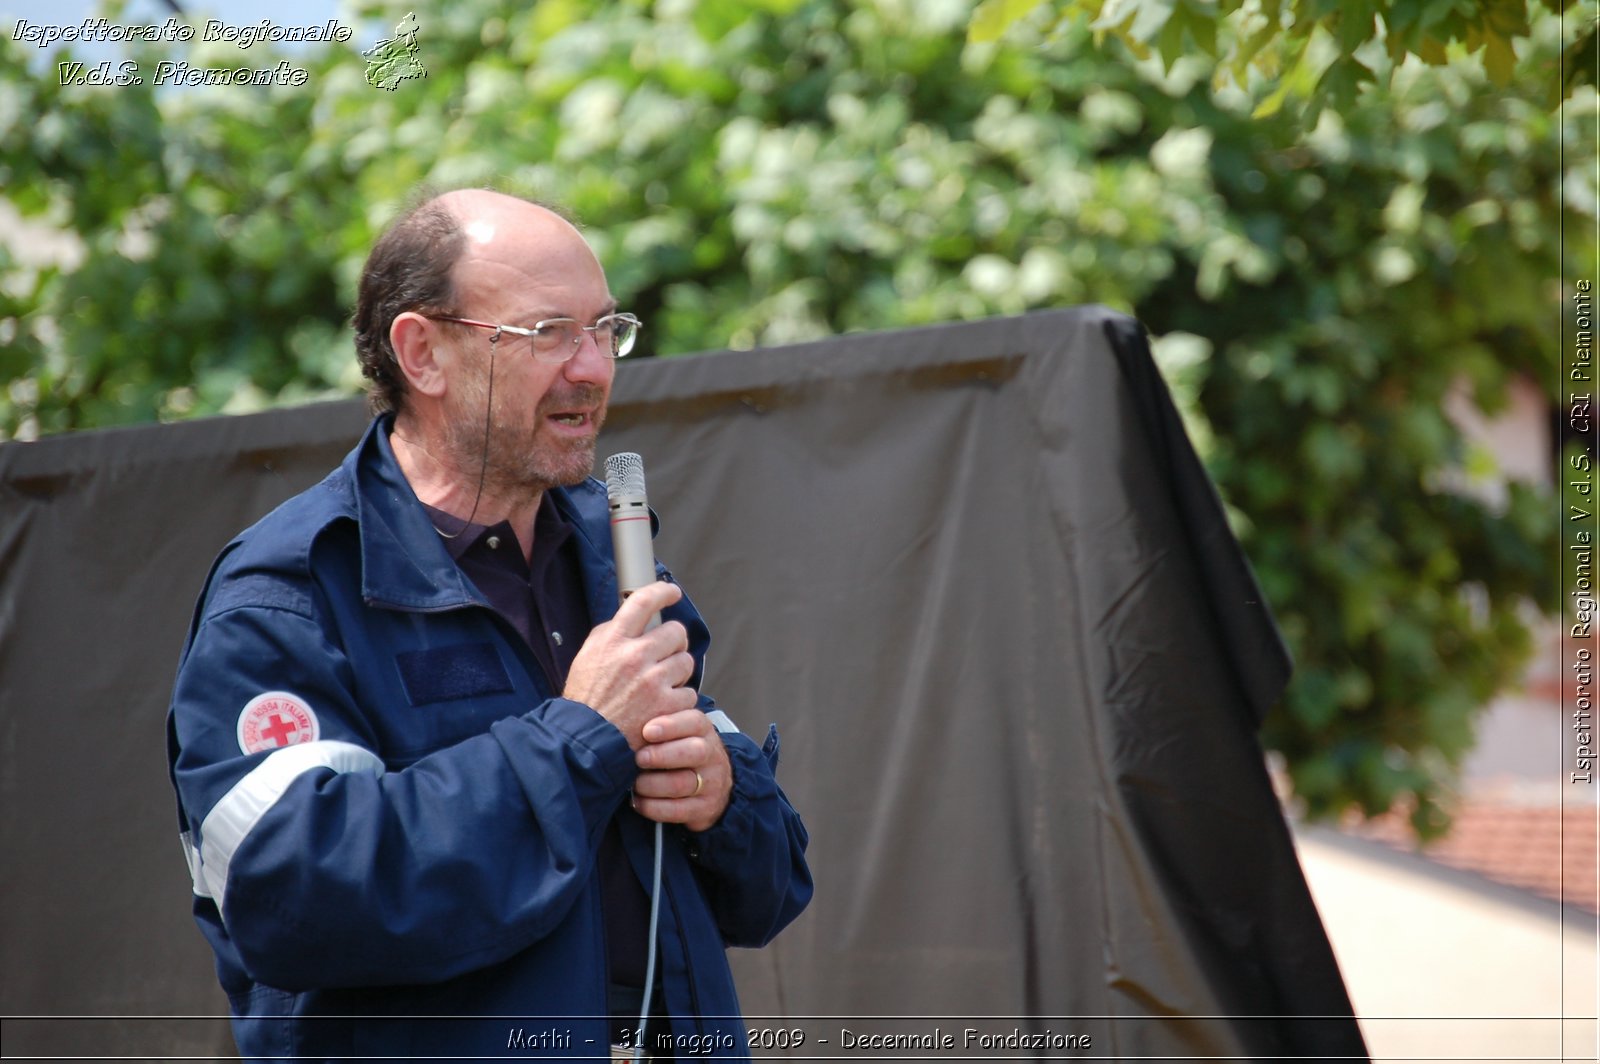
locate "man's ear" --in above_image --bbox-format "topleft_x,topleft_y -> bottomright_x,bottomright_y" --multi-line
390,312 -> 449,399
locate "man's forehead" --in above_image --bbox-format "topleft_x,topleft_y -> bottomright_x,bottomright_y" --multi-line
442,200 -> 611,314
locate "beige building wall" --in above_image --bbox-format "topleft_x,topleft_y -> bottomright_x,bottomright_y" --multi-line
1294,824 -> 1598,1063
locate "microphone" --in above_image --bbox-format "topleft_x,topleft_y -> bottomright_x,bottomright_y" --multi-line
603,451 -> 667,1061
604,452 -> 661,629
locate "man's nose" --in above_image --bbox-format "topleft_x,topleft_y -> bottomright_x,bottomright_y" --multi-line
562,330 -> 613,384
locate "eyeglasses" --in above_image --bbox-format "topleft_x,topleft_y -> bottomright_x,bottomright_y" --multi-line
426,312 -> 641,361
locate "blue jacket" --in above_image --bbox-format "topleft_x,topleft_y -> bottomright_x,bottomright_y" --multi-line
166,415 -> 812,1062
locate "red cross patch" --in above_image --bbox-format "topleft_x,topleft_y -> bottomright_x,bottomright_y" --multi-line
236,691 -> 320,755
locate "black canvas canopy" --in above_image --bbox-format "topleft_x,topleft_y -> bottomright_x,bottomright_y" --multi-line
0,307 -> 1367,1060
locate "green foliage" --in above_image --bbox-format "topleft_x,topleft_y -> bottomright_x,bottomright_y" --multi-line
1,0 -> 1587,834
1,16 -> 366,427
1131,18 -> 1580,833
969,0 -> 1596,121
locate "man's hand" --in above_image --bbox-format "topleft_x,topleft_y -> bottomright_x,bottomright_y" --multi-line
632,710 -> 734,833
563,581 -> 698,751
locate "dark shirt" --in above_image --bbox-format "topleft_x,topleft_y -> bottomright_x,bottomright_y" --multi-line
424,496 -> 585,687
421,497 -> 651,996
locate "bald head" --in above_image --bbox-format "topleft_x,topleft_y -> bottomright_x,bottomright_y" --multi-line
353,189 -> 597,416
430,189 -> 585,249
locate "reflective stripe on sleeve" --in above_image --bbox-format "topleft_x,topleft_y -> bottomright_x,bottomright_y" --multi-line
195,740 -> 385,908
704,709 -> 740,735
180,830 -> 209,898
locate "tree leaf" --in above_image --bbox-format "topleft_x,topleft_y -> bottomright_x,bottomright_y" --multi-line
1482,30 -> 1518,83
969,0 -> 1047,42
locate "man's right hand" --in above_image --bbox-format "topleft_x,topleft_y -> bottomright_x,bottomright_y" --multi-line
563,580 -> 698,751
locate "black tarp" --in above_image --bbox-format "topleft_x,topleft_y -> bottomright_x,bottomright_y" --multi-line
0,307 -> 1367,1060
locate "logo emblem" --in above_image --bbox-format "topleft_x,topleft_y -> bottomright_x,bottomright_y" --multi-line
363,12 -> 426,91
236,691 -> 320,755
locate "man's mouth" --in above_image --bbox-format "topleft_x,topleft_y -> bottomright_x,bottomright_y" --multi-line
540,386 -> 606,431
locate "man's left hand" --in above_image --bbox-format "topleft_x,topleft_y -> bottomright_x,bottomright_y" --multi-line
632,710 -> 733,832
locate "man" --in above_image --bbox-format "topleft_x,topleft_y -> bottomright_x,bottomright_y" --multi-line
165,189 -> 813,1062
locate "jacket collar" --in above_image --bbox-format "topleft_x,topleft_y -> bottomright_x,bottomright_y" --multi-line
347,415 -> 480,611
548,476 -> 627,632
346,415 -> 624,622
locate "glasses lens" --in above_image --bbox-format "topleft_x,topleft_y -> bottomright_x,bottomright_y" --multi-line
606,316 -> 638,358
530,320 -> 580,361
523,316 -> 640,361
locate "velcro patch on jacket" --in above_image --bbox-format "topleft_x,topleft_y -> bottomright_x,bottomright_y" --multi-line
395,643 -> 514,706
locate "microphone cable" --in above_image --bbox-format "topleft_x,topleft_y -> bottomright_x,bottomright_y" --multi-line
634,820 -> 663,1063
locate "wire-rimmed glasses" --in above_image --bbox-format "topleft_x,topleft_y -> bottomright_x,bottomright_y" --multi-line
426,312 -> 641,361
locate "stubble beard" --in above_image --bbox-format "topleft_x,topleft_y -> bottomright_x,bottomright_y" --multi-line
442,374 -> 608,498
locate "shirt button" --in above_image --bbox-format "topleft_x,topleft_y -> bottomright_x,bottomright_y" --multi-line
552,631 -> 564,646
486,535 -> 501,550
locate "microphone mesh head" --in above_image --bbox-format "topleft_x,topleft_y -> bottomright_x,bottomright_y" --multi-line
604,452 -> 646,500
